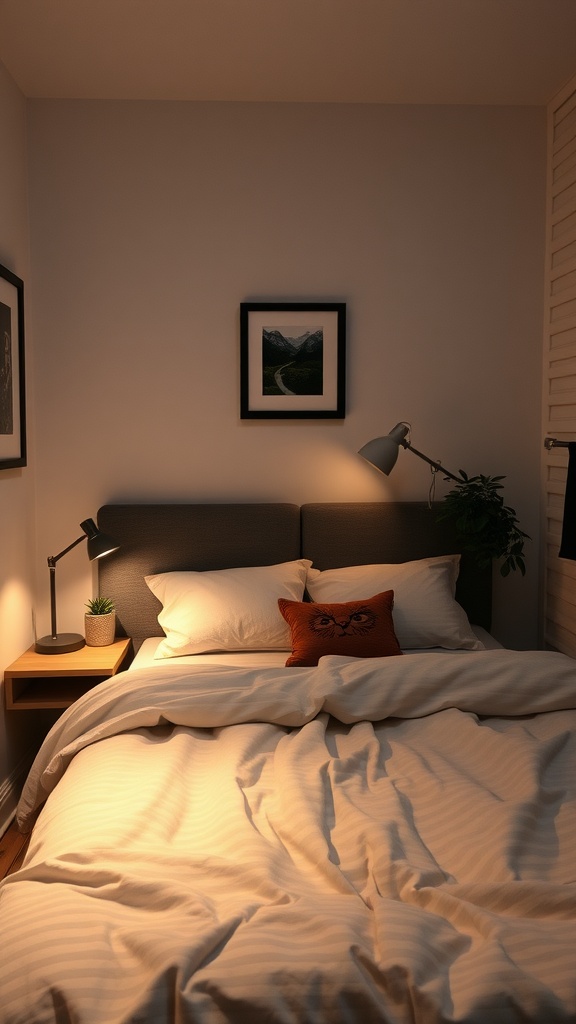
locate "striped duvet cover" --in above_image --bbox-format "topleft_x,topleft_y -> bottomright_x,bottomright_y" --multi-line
1,650 -> 575,1024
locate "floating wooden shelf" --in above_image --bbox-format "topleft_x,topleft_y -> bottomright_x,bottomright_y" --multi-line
4,638 -> 132,710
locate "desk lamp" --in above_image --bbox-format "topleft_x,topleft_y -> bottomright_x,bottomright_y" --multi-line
35,518 -> 119,654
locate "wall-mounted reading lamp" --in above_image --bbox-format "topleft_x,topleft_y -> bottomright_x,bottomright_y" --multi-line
35,518 -> 120,655
358,422 -> 461,483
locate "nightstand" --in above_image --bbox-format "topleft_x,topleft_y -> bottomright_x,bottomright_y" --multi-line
3,638 -> 132,711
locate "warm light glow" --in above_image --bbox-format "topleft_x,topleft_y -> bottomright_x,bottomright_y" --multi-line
0,577 -> 33,651
332,446 -> 396,500
0,577 -> 30,611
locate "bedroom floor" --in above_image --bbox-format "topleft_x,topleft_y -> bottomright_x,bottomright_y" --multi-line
0,820 -> 30,879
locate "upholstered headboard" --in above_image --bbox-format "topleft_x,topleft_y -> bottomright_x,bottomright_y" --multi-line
97,501 -> 491,646
300,503 -> 491,631
97,503 -> 300,644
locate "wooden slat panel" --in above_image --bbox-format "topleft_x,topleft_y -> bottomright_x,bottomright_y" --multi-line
547,569 -> 576,607
547,355 -> 576,376
552,142 -> 576,185
551,238 -> 576,269
551,197 -> 576,230
550,225 -> 576,261
546,592 -> 576,633
552,179 -> 576,213
542,77 -> 576,658
553,99 -> 576,149
551,205 -> 576,238
549,383 -> 576,402
551,267 -> 576,295
550,280 -> 576,305
550,158 -> 576,198
546,487 -> 568,507
549,281 -> 576,323
548,323 -> 576,348
548,544 -> 576,579
553,86 -> 576,128
545,620 -> 576,658
547,388 -> 576,406
552,129 -> 576,170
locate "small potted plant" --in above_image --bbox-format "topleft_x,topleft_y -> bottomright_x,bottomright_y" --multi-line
84,596 -> 116,647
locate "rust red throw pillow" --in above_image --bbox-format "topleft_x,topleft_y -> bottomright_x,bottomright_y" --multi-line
278,590 -> 403,667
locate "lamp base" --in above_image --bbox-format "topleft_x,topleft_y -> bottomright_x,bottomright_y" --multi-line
35,633 -> 85,655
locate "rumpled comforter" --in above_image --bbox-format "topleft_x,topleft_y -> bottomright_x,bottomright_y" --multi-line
1,650 -> 575,1024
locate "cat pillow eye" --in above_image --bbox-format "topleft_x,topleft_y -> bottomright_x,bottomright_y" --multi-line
278,590 -> 403,667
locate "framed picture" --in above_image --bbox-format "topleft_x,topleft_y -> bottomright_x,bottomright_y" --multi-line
240,302 -> 346,419
0,262 -> 26,469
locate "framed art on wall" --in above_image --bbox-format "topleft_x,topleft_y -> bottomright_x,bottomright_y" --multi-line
0,262 -> 26,469
240,301 -> 346,419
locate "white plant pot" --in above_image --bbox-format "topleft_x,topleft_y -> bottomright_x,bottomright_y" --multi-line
84,611 -> 116,647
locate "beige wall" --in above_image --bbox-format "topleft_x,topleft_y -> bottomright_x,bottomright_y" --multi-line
27,100 -> 545,651
0,63 -> 47,832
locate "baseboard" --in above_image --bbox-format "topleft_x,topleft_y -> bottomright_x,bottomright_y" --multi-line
0,748 -> 36,837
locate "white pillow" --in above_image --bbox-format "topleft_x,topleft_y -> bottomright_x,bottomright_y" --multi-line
306,555 -> 483,651
146,560 -> 312,659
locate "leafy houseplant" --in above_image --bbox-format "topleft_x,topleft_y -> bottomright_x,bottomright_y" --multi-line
84,596 -> 116,647
436,472 -> 529,577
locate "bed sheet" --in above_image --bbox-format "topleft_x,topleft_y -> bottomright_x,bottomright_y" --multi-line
1,649 -> 574,1024
130,626 -> 501,669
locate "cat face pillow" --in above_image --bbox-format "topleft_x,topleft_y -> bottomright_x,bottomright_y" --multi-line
278,591 -> 403,666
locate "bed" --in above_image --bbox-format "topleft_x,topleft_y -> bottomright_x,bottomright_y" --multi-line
1,501 -> 575,1024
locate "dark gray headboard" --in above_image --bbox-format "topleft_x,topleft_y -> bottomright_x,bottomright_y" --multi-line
97,501 -> 491,645
97,504 -> 301,643
301,503 -> 491,631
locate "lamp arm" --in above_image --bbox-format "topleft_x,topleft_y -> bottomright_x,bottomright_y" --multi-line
402,439 -> 461,483
48,534 -> 86,567
46,534 -> 87,641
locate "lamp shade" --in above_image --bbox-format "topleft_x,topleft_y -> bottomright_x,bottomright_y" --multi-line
358,422 -> 410,475
81,518 -> 119,561
359,421 -> 461,483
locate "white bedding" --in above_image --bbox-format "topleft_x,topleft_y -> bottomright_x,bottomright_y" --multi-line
130,626 -> 501,669
1,649 -> 575,1024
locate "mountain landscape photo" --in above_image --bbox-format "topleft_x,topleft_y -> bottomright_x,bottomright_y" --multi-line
261,326 -> 323,396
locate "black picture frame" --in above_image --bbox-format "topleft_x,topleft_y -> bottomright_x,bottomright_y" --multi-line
240,301 -> 346,419
0,262 -> 26,469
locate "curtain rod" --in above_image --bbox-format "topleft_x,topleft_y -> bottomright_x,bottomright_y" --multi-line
544,437 -> 573,450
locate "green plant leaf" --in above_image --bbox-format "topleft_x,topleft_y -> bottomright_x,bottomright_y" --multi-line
85,596 -> 115,615
437,473 -> 529,577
